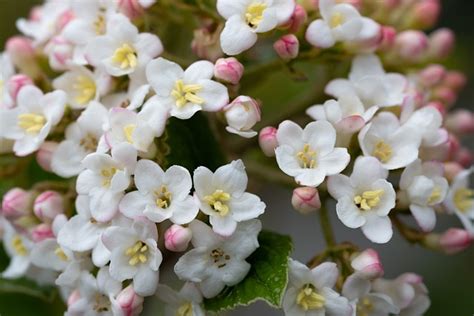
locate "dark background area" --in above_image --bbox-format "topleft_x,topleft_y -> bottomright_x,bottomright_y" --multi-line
0,1 -> 473,315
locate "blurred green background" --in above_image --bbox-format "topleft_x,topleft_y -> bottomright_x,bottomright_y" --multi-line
0,1 -> 473,315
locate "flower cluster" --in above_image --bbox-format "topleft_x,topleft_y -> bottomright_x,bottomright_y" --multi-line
0,0 -> 472,315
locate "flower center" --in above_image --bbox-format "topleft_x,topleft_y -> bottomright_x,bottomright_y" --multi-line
125,241 -> 148,266
11,235 -> 28,256
356,297 -> 374,316
94,13 -> 106,35
123,124 -> 136,144
245,2 -> 267,27
210,248 -> 231,268
296,284 -> 325,311
354,190 -> 384,211
454,188 -> 474,213
18,113 -> 46,134
101,167 -> 118,188
297,144 -> 317,169
80,133 -> 98,152
155,185 -> 172,209
428,186 -> 442,205
204,189 -> 231,216
73,75 -> 96,106
54,246 -> 68,261
330,12 -> 345,28
111,43 -> 138,70
177,302 -> 193,316
93,293 -> 111,313
372,140 -> 392,163
170,80 -> 204,108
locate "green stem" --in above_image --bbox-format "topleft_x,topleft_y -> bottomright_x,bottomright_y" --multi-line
319,204 -> 336,247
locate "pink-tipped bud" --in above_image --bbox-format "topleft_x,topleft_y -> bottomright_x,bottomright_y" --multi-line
67,290 -> 81,307
285,4 -> 308,33
6,75 -> 34,102
428,28 -> 455,60
36,141 -> 58,172
118,0 -> 155,19
5,36 -> 35,62
291,187 -> 321,214
445,110 -> 474,135
1,188 -> 32,220
378,26 -> 397,51
164,225 -> 192,252
411,0 -> 441,29
425,101 -> 446,118
443,162 -> 464,182
113,285 -> 144,316
57,10 -> 75,31
33,191 -> 65,223
454,148 -> 473,168
191,25 -> 224,62
31,223 -> 54,242
443,71 -> 467,92
419,64 -> 446,87
258,126 -> 278,157
351,248 -> 384,279
214,57 -> 244,85
433,86 -> 457,106
224,96 -> 261,137
45,36 -> 73,71
394,30 -> 428,61
439,228 -> 473,254
274,34 -> 299,60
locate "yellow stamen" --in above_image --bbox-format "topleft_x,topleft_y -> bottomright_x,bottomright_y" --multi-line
111,43 -> 138,70
354,190 -> 384,211
296,284 -> 326,311
177,302 -> 193,316
18,113 -> 46,134
54,247 -> 68,261
454,188 -> 474,213
73,75 -> 96,106
356,297 -> 374,316
373,140 -> 392,163
79,133 -> 98,152
155,185 -> 172,209
297,144 -> 317,169
123,124 -> 136,144
171,80 -> 204,108
245,3 -> 267,27
94,14 -> 106,35
124,241 -> 149,266
11,235 -> 28,256
204,190 -> 231,216
330,12 -> 345,28
428,186 -> 442,205
101,167 -> 118,188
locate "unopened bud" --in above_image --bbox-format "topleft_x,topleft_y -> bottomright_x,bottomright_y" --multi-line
214,57 -> 244,85
454,147 -> 473,168
33,191 -> 65,223
411,0 -> 440,29
36,141 -> 58,172
164,224 -> 192,252
378,26 -> 397,51
113,285 -> 144,316
7,75 -> 33,103
31,223 -> 54,242
443,162 -> 464,182
445,110 -> 474,135
258,126 -> 278,157
394,30 -> 428,61
425,101 -> 446,118
291,187 -> 321,214
45,36 -> 73,71
274,34 -> 299,60
284,4 -> 307,33
1,188 -> 32,220
5,36 -> 40,78
191,25 -> 224,62
428,28 -> 455,60
224,96 -> 261,138
419,64 -> 446,87
433,86 -> 457,106
439,228 -> 473,254
443,71 -> 467,92
351,248 -> 384,279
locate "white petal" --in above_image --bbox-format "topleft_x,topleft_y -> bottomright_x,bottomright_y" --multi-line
210,215 -> 238,236
336,196 -> 366,228
318,148 -> 350,175
361,215 -> 393,243
229,193 -> 265,221
146,57 -> 183,96
311,262 -> 339,289
220,15 -> 257,55
410,204 -> 436,232
57,215 -> 101,251
119,191 -> 149,219
184,60 -> 214,82
306,19 -> 335,48
197,79 -> 229,112
133,266 -> 159,296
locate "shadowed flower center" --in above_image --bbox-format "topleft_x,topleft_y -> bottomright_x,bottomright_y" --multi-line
428,186 -> 442,204
372,140 -> 392,163
454,188 -> 474,213
93,293 -> 111,313
125,241 -> 149,266
94,13 -> 106,35
204,189 -> 231,216
123,124 -> 136,144
18,113 -> 46,134
245,3 -> 267,28
112,43 -> 138,69
177,302 -> 193,316
73,75 -> 96,105
297,144 -> 317,169
155,185 -> 172,209
296,284 -> 325,311
210,248 -> 231,268
80,133 -> 98,152
354,190 -> 384,210
11,235 -> 27,256
356,297 -> 374,316
54,247 -> 68,261
171,80 -> 204,108
101,167 -> 118,188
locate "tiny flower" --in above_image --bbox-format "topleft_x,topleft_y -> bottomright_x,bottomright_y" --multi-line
282,259 -> 352,316
351,248 -> 384,279
439,228 -> 473,255
0,86 -> 66,156
217,0 -> 295,55
224,95 -> 261,138
291,187 -> 321,215
444,168 -> 474,232
327,156 -> 396,243
258,126 -> 278,157
33,191 -> 65,224
401,103 -> 447,148
1,188 -> 32,220
145,58 -> 229,120
214,57 -> 244,85
275,120 -> 350,187
358,112 -> 421,170
174,219 -> 261,298
111,285 -> 144,316
119,159 -> 199,225
36,141 -> 57,172
193,160 -> 265,236
1,221 -> 33,279
86,13 -> 163,77
76,143 -> 137,222
164,225 -> 193,252
399,159 -> 449,232
274,34 -> 299,60
156,283 -> 204,316
103,218 -> 163,296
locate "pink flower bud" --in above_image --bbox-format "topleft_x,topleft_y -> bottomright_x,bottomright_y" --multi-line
6,75 -> 34,102
5,36 -> 35,62
57,10 -> 75,31
1,188 -> 32,220
291,187 -> 321,214
274,35 -> 299,60
284,4 -> 308,33
214,57 -> 244,85
224,96 -> 261,137
445,110 -> 474,135
45,36 -> 74,71
67,290 -> 81,307
433,86 -> 457,106
443,71 -> 467,92
378,26 -> 397,51
425,101 -> 446,118
446,134 -> 461,160
439,228 -> 473,254
258,126 -> 278,157
394,30 -> 428,61
351,248 -> 384,279
164,224 -> 192,252
191,25 -> 224,62
33,191 -> 64,223
454,148 -> 473,168
428,28 -> 455,60
36,141 -> 58,172
443,162 -> 463,182
411,0 -> 440,29
118,0 -> 154,19
113,285 -> 144,316
31,223 -> 54,242
419,64 -> 446,87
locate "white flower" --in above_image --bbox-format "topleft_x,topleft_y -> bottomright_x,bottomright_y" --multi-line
224,95 -> 261,138
358,112 -> 420,170
305,0 -> 378,49
145,58 -> 229,120
119,159 -> 199,224
401,104 -> 448,148
102,218 -> 162,296
275,120 -> 350,187
327,156 -> 396,243
282,259 -> 352,316
193,160 -> 265,236
86,13 -> 163,76
399,159 -> 449,232
444,167 -> 474,233
0,86 -> 66,156
174,219 -> 261,298
76,143 -> 137,222
1,221 -> 33,279
326,54 -> 407,110
217,0 -> 295,55
51,101 -> 108,177
53,66 -> 111,109
156,283 -> 205,316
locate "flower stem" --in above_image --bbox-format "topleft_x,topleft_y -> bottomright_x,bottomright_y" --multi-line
319,203 -> 336,247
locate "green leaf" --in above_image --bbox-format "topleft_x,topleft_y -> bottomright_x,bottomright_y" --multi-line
204,230 -> 293,313
0,277 -> 57,302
